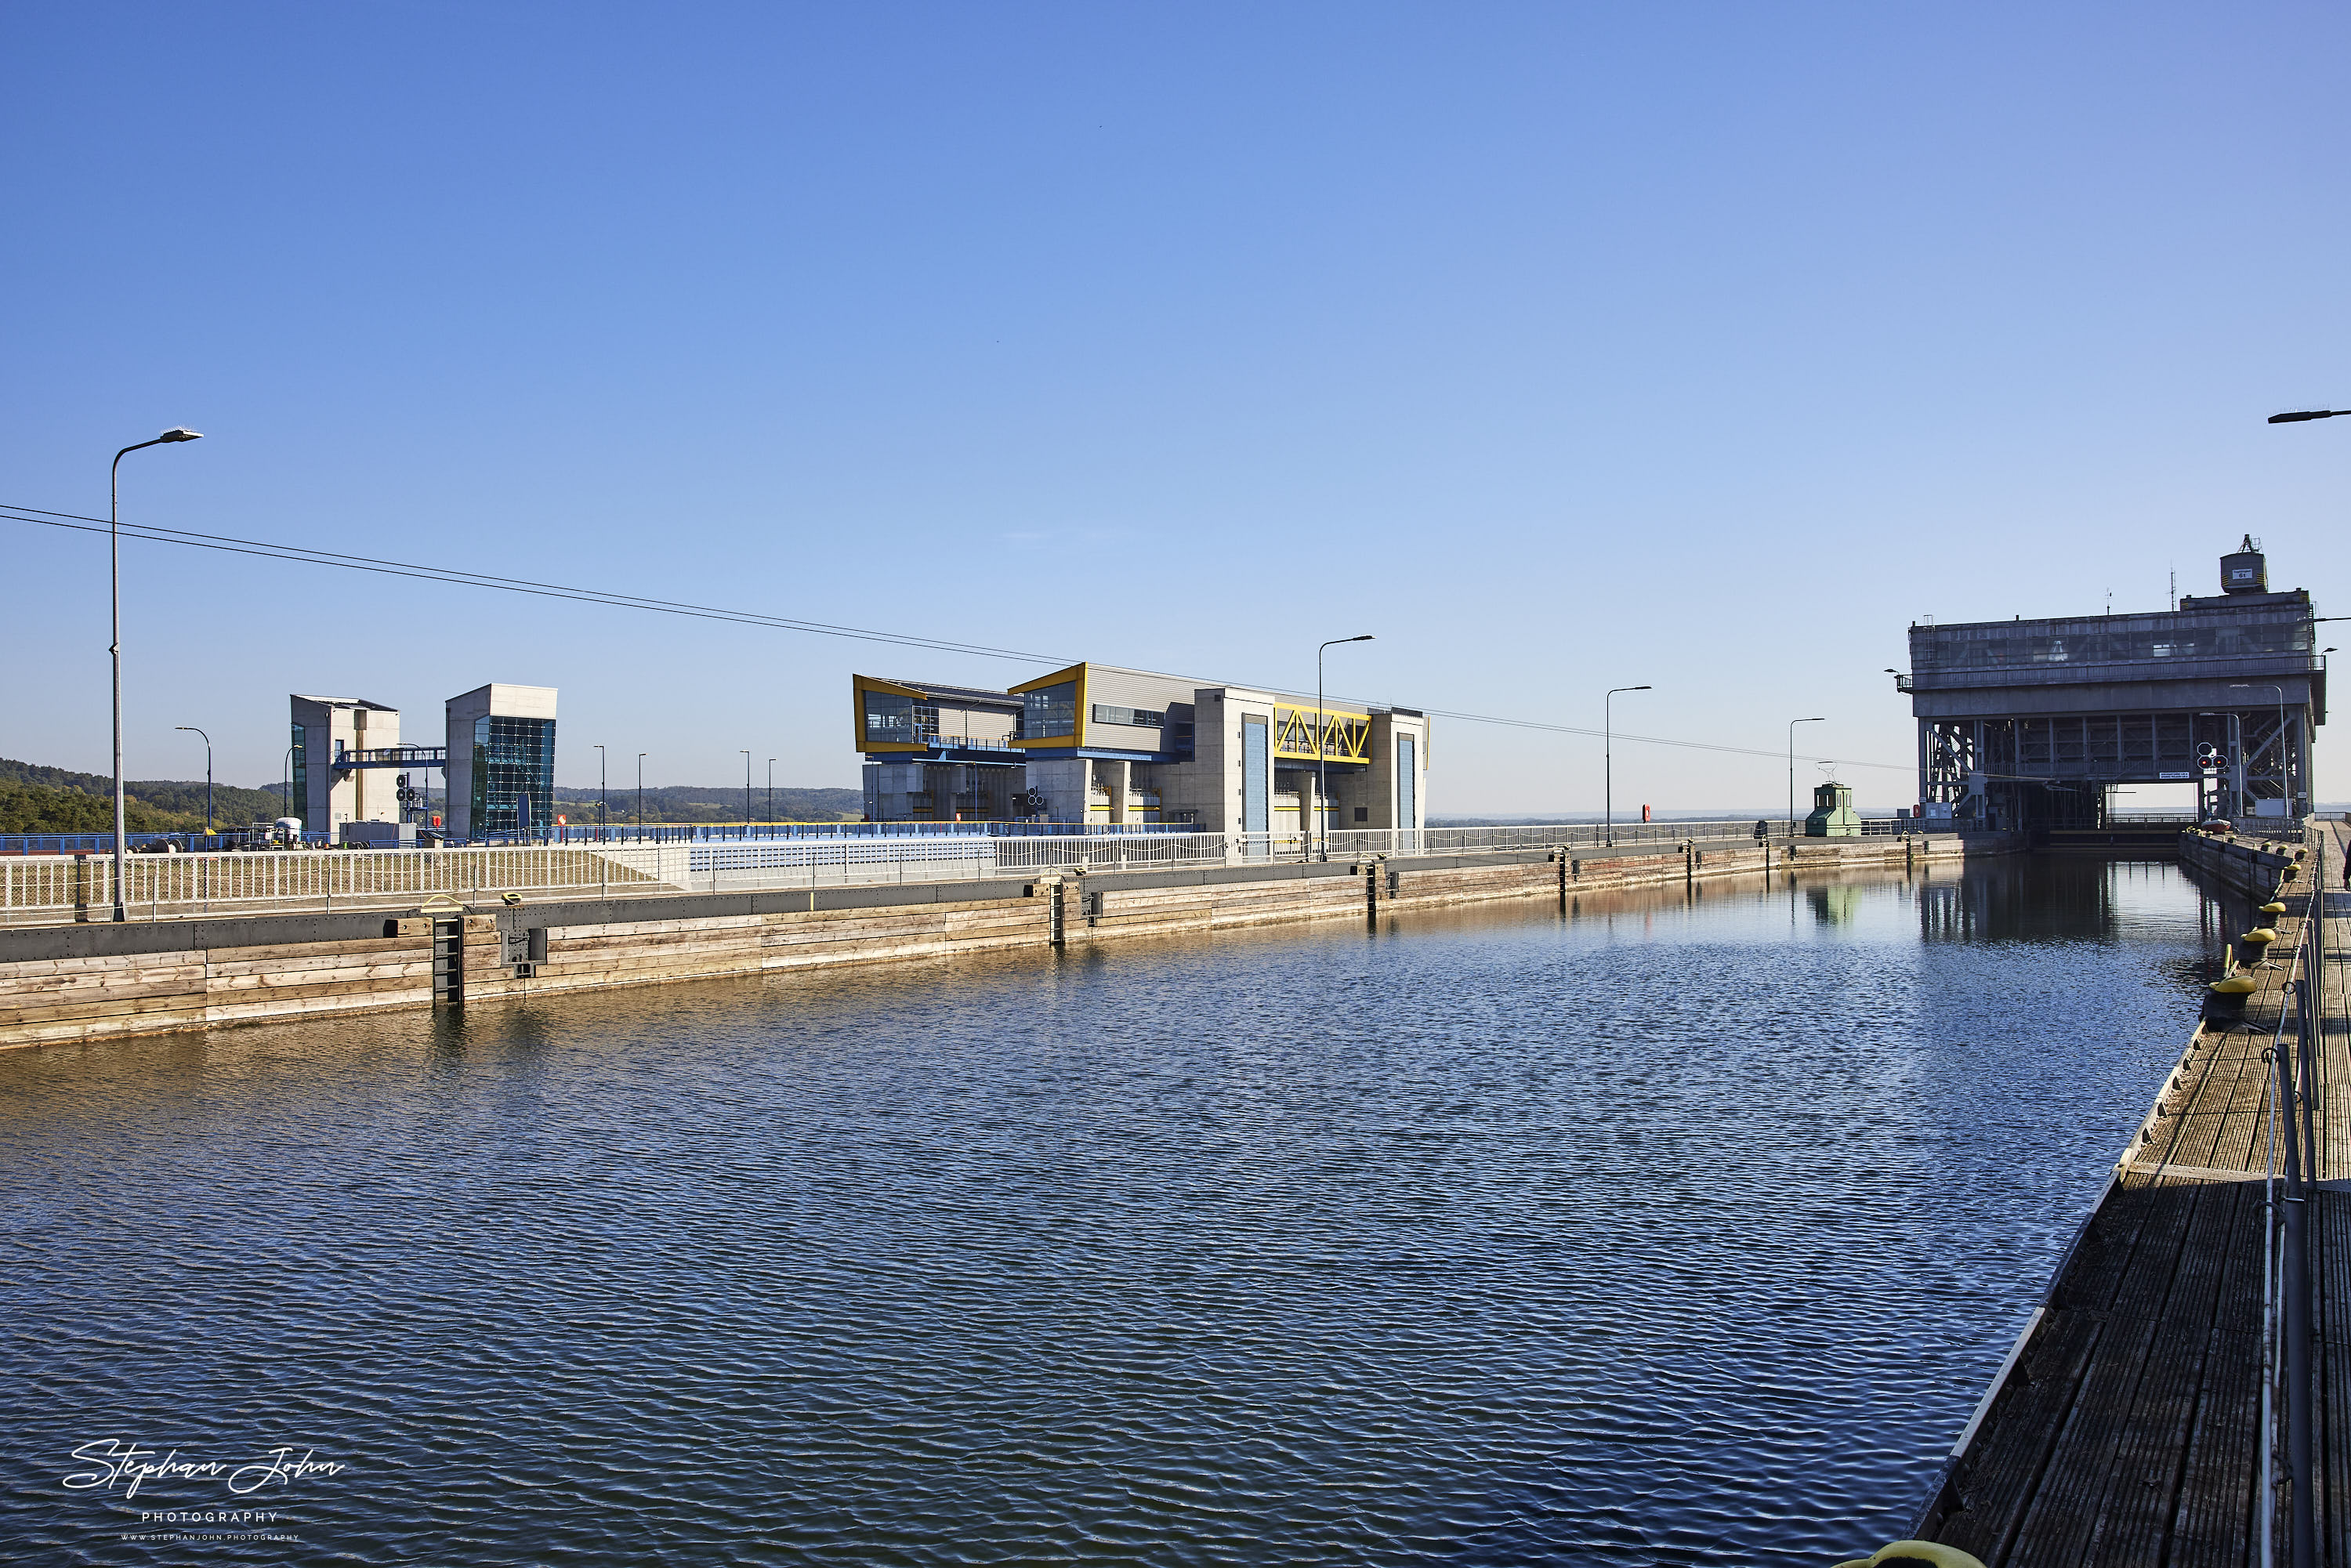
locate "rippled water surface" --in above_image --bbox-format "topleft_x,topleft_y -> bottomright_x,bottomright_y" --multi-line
2,856 -> 2240,1565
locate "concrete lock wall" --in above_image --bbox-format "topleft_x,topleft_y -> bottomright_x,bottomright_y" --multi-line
0,834 -> 2016,1051
2175,827 -> 2308,901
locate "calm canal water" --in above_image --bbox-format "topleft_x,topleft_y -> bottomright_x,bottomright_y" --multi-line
2,856 -> 2241,1565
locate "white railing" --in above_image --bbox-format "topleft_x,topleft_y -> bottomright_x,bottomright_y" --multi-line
0,847 -> 665,925
0,817 -> 1969,925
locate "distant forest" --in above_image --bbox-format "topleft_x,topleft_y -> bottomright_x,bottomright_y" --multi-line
0,757 -> 292,834
552,784 -> 862,824
0,757 -> 862,833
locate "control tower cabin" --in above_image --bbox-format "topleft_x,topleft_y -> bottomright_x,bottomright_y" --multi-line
1903,538 -> 2324,829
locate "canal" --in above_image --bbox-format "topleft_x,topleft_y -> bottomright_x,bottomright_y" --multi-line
2,855 -> 2234,1565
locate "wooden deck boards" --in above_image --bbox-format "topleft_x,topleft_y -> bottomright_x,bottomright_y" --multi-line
1922,827 -> 2345,1565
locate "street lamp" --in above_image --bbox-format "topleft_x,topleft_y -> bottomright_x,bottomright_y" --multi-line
1788,717 -> 1827,838
174,726 -> 213,835
636,752 -> 647,835
768,758 -> 777,828
108,428 -> 202,919
2230,683 -> 2291,818
1317,636 -> 1373,860
1603,686 -> 1650,847
2269,409 -> 2351,423
593,744 -> 607,834
741,750 -> 752,831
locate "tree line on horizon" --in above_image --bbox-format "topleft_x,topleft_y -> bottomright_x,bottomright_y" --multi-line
0,757 -> 862,833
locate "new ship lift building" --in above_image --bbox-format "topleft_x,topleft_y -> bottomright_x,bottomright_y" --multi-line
288,695 -> 404,833
446,683 -> 558,839
290,683 -> 557,841
854,664 -> 1429,834
1903,538 -> 2324,830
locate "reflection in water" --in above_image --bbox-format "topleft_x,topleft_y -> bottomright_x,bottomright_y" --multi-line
1806,882 -> 1864,927
0,856 -> 2225,1566
1916,852 -> 2229,947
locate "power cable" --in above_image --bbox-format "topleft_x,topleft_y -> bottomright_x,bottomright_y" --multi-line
4,501 -> 1913,772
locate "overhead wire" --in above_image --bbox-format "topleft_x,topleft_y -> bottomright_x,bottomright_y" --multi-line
3,500 -> 1915,772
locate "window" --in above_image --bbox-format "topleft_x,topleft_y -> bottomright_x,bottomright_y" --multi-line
470,714 -> 556,834
1353,806 -> 1368,823
1242,717 -> 1269,834
1024,681 -> 1078,739
863,691 -> 915,743
289,722 -> 306,822
1090,704 -> 1164,729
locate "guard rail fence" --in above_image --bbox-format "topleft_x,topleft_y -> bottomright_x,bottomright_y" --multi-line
0,817 -> 1976,925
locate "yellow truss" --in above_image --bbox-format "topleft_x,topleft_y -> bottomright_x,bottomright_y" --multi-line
1273,706 -> 1371,763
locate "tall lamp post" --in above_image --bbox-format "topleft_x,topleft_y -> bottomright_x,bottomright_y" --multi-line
767,758 -> 777,827
636,752 -> 647,835
741,750 -> 752,831
108,428 -> 203,919
174,726 -> 213,835
1317,636 -> 1374,860
2230,683 -> 2291,819
1603,685 -> 1651,847
593,744 -> 607,831
1788,716 -> 1827,838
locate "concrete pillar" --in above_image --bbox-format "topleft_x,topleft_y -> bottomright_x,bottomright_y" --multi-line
1104,759 -> 1130,824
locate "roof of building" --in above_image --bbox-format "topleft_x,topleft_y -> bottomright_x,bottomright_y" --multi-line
867,677 -> 1022,708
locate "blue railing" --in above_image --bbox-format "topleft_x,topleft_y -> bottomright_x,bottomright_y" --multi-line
468,820 -> 1198,847
2,821 -> 1197,855
1,831 -> 334,856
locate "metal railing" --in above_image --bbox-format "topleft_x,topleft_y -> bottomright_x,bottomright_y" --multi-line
0,817 -> 1983,925
475,820 -> 1201,846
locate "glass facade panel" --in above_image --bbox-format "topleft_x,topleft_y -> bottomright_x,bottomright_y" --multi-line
863,691 -> 915,744
470,715 -> 556,835
1024,682 -> 1078,739
288,723 -> 306,824
1398,736 -> 1417,827
1242,718 -> 1269,833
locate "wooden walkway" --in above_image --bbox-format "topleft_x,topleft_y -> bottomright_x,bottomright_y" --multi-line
1914,824 -> 2349,1565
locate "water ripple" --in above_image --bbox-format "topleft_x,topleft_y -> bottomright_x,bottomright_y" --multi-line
0,856 -> 2233,1564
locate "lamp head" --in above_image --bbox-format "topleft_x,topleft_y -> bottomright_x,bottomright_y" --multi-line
2269,410 -> 2343,423
1349,634 -> 1375,643
158,428 -> 203,443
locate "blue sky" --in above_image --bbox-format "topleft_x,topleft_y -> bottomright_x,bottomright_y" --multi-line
5,3 -> 2346,812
